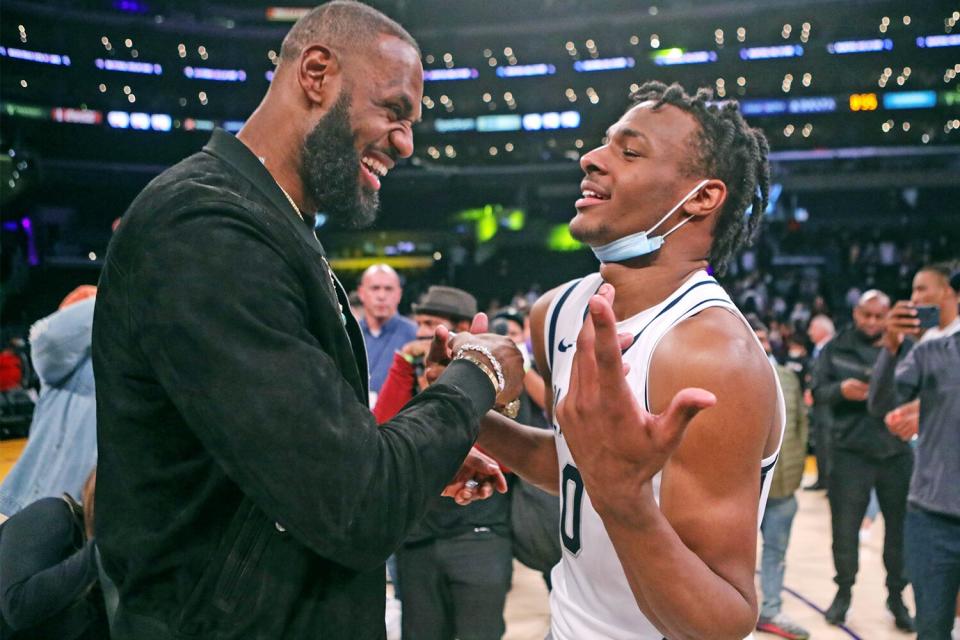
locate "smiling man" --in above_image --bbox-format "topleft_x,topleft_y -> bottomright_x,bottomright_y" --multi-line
91,2 -> 524,639
474,82 -> 782,640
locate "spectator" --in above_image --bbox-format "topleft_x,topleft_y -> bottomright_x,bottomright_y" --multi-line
375,286 -> 514,640
751,317 -> 810,640
811,290 -> 914,630
868,269 -> 960,639
805,314 -> 836,491
357,263 -> 417,401
0,468 -> 106,639
0,288 -> 98,520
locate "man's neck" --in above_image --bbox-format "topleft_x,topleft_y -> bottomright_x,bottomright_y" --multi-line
365,314 -> 389,335
939,305 -> 958,330
598,257 -> 709,320
237,107 -> 310,212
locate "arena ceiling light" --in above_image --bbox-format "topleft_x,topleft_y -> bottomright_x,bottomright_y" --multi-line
916,34 -> 960,48
0,46 -> 71,66
883,90 -> 937,110
651,49 -> 718,66
95,58 -> 162,75
573,57 -> 635,72
183,66 -> 247,82
826,38 -> 893,54
423,67 -> 479,81
739,45 -> 803,60
495,63 -> 555,78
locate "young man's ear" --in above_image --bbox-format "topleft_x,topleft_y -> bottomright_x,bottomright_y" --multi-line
685,179 -> 727,218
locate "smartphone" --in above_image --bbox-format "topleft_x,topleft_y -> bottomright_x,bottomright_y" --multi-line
916,305 -> 940,330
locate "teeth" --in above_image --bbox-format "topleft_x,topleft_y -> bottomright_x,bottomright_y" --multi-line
582,190 -> 607,199
362,156 -> 388,178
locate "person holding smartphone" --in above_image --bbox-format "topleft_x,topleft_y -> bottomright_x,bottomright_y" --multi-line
811,289 -> 915,631
880,261 -> 960,442
868,268 -> 960,639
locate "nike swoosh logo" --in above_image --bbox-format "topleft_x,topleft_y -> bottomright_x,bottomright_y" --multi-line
558,339 -> 573,352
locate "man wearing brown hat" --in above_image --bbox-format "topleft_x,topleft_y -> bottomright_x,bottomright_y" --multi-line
373,286 -> 514,640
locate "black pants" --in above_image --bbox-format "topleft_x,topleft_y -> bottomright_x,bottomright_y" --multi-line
397,529 -> 513,640
829,449 -> 912,593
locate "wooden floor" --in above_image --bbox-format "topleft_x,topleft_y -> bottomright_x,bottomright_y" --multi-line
1,439 -> 919,638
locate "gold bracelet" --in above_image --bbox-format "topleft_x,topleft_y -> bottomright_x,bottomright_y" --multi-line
455,353 -> 500,397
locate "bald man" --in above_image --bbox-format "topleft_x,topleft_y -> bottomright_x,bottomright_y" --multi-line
357,264 -> 417,398
812,290 -> 914,631
92,2 -> 523,638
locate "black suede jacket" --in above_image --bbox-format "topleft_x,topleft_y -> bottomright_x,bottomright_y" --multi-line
92,129 -> 494,639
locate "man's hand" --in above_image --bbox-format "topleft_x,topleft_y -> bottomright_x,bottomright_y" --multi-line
840,378 -> 870,402
424,314 -> 525,406
884,301 -> 921,354
400,337 -> 430,361
556,284 -> 715,522
441,447 -> 508,505
885,398 -> 920,441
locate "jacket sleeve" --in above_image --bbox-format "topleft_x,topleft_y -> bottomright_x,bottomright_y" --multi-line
130,205 -> 494,570
811,341 -> 844,407
372,353 -> 417,424
868,344 -> 922,417
29,297 -> 96,387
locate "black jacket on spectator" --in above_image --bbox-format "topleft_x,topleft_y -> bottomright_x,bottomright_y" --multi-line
811,326 -> 911,460
0,496 -> 106,639
92,129 -> 495,639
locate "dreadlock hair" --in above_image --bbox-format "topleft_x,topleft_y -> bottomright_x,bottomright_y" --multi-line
628,81 -> 770,274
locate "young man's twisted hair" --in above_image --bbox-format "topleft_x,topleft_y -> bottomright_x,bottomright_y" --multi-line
629,81 -> 770,274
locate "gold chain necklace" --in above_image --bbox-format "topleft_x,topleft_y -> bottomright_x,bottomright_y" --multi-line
277,184 -> 305,222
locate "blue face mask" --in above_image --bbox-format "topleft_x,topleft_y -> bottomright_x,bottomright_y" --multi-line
591,179 -> 710,264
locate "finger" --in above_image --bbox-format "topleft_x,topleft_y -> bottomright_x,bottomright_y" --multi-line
596,282 -> 616,305
657,387 -> 717,444
470,312 -> 489,334
622,362 -> 631,377
427,324 -> 452,364
572,298 -> 599,400
476,482 -> 494,500
618,332 -> 634,351
589,295 -> 628,389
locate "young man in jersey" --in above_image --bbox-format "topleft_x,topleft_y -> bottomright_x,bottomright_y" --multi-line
459,82 -> 781,640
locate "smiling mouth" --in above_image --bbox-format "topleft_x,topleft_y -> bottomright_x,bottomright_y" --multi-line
359,155 -> 389,191
576,188 -> 610,208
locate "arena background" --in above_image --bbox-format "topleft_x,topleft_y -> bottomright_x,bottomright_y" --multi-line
2,2 -> 960,639
1,0 -> 959,328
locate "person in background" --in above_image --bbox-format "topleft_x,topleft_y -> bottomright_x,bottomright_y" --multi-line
750,316 -> 810,640
0,468 -> 106,639
375,286 -> 514,640
804,314 -> 835,491
358,263 -> 417,402
868,269 -> 960,639
0,286 -> 98,521
811,290 -> 914,631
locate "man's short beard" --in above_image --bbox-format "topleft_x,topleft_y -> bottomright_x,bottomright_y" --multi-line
299,92 -> 379,229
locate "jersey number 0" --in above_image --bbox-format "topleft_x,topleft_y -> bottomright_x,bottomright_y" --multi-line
560,464 -> 584,554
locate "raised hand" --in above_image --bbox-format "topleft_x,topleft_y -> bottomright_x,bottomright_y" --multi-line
556,283 -> 716,518
883,300 -> 921,353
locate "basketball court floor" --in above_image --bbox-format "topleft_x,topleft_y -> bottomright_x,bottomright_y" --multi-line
0,439 -> 922,639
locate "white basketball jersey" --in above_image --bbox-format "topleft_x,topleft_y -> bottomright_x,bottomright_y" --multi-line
544,270 -> 785,640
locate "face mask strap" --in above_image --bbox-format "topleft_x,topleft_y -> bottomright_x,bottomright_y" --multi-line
646,179 -> 711,236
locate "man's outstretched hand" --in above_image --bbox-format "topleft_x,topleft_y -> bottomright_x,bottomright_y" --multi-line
556,283 -> 716,521
441,447 -> 507,505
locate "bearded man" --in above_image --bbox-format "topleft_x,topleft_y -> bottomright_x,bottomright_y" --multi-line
91,2 -> 523,638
